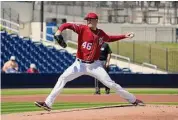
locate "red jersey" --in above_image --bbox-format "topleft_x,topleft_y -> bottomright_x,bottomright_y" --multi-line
59,23 -> 126,61
26,68 -> 39,73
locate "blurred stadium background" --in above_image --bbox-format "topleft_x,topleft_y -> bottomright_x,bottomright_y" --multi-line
1,1 -> 178,74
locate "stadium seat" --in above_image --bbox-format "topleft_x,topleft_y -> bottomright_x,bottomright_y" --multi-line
122,68 -> 132,73
108,64 -> 123,74
0,31 -> 75,73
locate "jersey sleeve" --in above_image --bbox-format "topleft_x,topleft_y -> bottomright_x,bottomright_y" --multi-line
102,30 -> 126,42
58,23 -> 82,34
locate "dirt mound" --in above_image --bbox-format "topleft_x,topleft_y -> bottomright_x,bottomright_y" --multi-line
2,94 -> 178,102
2,105 -> 178,120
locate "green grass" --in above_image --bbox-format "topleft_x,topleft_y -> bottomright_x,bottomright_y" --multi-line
109,42 -> 178,72
150,42 -> 178,48
1,102 -> 178,114
1,88 -> 178,96
1,102 -> 124,114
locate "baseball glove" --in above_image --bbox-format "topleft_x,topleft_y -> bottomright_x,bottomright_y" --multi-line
54,35 -> 67,48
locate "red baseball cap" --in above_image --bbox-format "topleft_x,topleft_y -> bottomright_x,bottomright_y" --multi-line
84,12 -> 98,20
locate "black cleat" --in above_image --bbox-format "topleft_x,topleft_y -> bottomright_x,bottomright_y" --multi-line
105,90 -> 110,94
132,99 -> 145,106
34,101 -> 51,111
94,91 -> 101,95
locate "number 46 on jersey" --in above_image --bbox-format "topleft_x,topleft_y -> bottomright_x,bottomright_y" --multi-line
82,42 -> 93,50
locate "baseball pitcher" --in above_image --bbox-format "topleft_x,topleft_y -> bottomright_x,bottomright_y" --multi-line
35,12 -> 144,111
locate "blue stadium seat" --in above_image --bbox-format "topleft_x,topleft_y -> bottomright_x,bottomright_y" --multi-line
108,64 -> 123,74
1,31 -> 79,73
122,68 -> 132,73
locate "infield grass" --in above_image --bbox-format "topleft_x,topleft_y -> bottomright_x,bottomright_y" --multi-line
1,88 -> 178,96
2,102 -> 178,114
1,102 -> 125,114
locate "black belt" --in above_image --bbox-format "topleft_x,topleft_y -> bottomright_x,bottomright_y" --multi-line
77,59 -> 94,64
99,59 -> 107,61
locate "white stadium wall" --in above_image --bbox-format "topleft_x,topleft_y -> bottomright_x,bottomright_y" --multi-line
98,24 -> 177,43
1,2 -> 33,37
30,22 -> 177,43
1,2 -> 33,22
2,2 -> 177,42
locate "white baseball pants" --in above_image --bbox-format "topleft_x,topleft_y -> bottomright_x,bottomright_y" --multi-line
45,59 -> 136,107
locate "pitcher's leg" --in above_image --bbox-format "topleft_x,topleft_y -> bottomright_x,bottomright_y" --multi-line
45,63 -> 83,107
89,66 -> 136,103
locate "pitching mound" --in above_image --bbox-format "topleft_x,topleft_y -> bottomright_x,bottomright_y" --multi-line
2,105 -> 178,120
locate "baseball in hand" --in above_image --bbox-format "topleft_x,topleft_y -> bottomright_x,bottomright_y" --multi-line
125,32 -> 135,39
